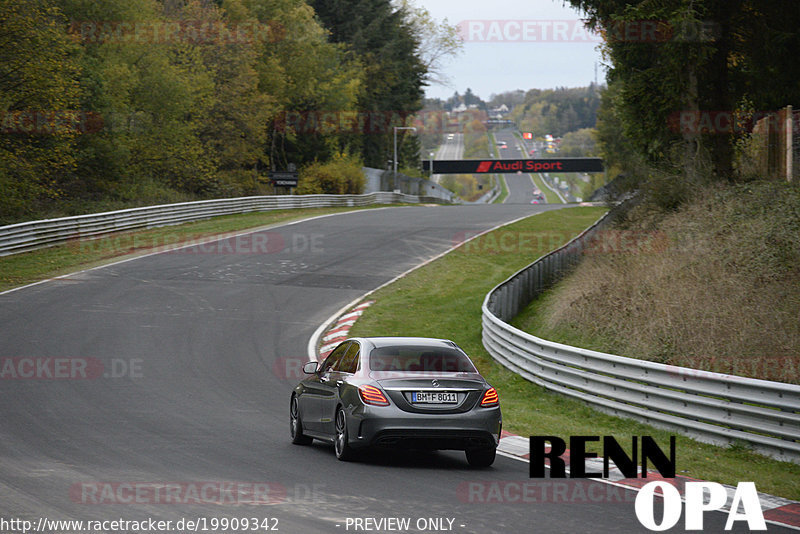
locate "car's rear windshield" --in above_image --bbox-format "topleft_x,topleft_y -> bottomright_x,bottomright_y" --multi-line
368,345 -> 477,373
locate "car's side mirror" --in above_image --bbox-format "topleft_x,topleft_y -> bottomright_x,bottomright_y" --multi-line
303,361 -> 319,374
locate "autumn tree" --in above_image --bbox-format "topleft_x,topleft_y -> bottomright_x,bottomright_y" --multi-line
0,0 -> 443,221
0,0 -> 80,222
309,0 -> 427,168
510,86 -> 600,138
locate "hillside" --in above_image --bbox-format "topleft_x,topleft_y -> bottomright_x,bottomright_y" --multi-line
513,180 -> 800,384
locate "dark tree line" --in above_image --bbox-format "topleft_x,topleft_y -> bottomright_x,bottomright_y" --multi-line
570,0 -> 800,183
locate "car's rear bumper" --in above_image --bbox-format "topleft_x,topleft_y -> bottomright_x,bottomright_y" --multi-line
368,428 -> 498,450
347,404 -> 502,451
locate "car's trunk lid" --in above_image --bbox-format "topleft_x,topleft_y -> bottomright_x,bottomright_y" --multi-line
371,373 -> 486,414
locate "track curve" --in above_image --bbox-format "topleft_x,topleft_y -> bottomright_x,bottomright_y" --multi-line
0,205 -> 779,533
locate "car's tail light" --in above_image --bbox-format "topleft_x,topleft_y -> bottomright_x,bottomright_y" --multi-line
480,387 -> 499,407
358,385 -> 390,406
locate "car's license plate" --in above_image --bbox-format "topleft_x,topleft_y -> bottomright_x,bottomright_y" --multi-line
411,391 -> 457,404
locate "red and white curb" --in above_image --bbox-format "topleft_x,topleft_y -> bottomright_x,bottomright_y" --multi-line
497,431 -> 800,530
306,211 -> 545,365
317,301 -> 374,359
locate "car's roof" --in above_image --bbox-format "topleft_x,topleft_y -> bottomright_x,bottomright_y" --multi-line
351,336 -> 458,350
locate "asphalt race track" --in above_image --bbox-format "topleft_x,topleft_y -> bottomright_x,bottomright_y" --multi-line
432,134 -> 464,186
491,131 -> 549,205
0,203 -> 788,533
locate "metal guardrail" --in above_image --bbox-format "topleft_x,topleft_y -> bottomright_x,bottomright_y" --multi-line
481,201 -> 800,463
362,167 -> 459,203
0,192 -> 448,256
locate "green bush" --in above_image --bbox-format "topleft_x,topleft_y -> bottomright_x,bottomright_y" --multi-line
295,154 -> 365,195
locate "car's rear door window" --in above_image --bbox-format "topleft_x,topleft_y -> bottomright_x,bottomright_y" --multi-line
320,341 -> 350,374
336,342 -> 360,374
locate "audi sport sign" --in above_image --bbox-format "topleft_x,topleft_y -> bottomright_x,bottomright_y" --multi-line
422,158 -> 603,174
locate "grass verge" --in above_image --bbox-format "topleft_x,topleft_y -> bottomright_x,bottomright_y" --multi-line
513,181 -> 800,384
531,173 -> 563,204
493,175 -> 509,204
487,135 -> 508,204
0,206 -> 385,293
347,205 -> 800,500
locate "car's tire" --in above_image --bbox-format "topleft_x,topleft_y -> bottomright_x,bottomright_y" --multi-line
465,447 -> 496,468
334,407 -> 357,461
290,396 -> 313,445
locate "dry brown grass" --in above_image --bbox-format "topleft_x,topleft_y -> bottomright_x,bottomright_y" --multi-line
518,181 -> 800,383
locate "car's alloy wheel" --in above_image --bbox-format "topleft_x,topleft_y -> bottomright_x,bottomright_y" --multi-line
290,396 -> 312,445
465,447 -> 496,468
334,408 -> 356,461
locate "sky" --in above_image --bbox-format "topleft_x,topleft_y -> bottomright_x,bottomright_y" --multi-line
419,0 -> 605,101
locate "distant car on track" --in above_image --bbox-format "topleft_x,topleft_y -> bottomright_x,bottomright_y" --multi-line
290,337 -> 502,467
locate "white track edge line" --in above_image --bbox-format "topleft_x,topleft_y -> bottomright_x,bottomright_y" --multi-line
306,208 -> 565,362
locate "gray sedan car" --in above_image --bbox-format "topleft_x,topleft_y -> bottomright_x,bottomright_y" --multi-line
290,337 -> 502,467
